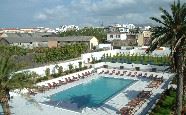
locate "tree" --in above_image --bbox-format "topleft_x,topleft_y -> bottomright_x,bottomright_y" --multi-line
147,1 -> 186,114
0,50 -> 36,115
78,62 -> 82,70
58,66 -> 63,75
60,27 -> 107,43
45,68 -> 51,79
68,64 -> 73,73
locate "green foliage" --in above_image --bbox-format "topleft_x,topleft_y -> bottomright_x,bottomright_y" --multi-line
91,55 -> 96,64
78,62 -> 82,70
148,1 -> 186,113
58,66 -> 63,76
0,45 -> 28,56
0,46 -> 39,114
83,66 -> 88,69
68,64 -> 73,73
162,96 -> 175,107
151,88 -> 176,115
36,76 -> 48,83
34,43 -> 88,63
60,27 -> 107,43
0,45 -> 29,69
0,46 -> 37,90
9,72 -> 39,89
45,68 -> 50,77
105,53 -> 169,65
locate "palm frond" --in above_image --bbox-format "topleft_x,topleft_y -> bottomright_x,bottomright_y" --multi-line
150,17 -> 167,26
159,7 -> 174,25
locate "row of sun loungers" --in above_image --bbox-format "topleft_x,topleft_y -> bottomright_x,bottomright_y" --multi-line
146,79 -> 163,89
98,69 -> 165,115
31,71 -> 94,94
99,69 -> 163,80
119,90 -> 152,115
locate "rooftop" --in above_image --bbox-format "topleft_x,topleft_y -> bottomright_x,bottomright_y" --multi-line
2,34 -> 95,43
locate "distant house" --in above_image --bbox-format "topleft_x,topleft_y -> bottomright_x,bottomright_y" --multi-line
48,36 -> 99,50
104,24 -> 135,33
137,30 -> 152,46
0,36 -> 48,49
107,32 -> 127,41
112,39 -> 137,47
0,33 -> 98,50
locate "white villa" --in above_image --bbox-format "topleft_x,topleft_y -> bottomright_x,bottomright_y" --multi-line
107,32 -> 127,41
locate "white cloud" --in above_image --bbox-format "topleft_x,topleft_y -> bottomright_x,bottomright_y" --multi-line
34,13 -> 47,20
33,0 -> 180,26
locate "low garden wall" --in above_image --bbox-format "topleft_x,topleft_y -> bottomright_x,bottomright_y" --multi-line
18,59 -> 83,77
92,62 -> 169,72
36,68 -> 94,86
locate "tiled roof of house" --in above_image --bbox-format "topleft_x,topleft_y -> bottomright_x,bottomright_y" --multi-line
4,37 -> 48,43
5,33 -> 47,38
48,36 -> 95,42
3,33 -> 95,43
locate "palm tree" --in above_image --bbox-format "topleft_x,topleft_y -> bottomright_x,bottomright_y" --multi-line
0,46 -> 37,115
147,0 -> 186,114
0,55 -> 36,115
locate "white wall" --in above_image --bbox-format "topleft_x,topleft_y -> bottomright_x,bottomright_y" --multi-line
104,62 -> 168,71
81,50 -> 116,63
98,44 -> 112,50
17,47 -> 170,77
90,37 -> 99,49
36,68 -> 94,86
119,27 -> 129,33
19,60 -> 83,77
107,33 -> 127,41
120,34 -> 127,40
81,48 -> 170,64
92,62 -> 105,68
114,49 -> 131,54
12,42 -> 48,49
118,47 -> 170,56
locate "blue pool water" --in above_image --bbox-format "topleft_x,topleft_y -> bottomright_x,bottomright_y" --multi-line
0,105 -> 2,115
44,77 -> 135,111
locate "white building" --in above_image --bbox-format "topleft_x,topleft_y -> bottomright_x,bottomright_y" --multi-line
112,24 -> 122,27
144,26 -> 151,30
0,27 -> 56,33
122,24 -> 136,30
98,44 -> 112,50
118,27 -> 129,33
107,32 -> 127,41
55,25 -> 79,33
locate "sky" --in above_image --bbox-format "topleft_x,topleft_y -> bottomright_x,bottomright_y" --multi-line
0,0 -> 182,28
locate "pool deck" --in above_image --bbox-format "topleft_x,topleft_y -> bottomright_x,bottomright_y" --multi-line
9,70 -> 174,115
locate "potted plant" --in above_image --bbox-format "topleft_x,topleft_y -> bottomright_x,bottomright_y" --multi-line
68,63 -> 73,73
135,67 -> 140,71
78,61 -> 82,70
45,68 -> 51,79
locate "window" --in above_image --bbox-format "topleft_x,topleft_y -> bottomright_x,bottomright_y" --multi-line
110,35 -> 113,38
116,35 -> 120,38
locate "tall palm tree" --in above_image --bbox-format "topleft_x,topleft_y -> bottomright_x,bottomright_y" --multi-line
0,47 -> 36,115
147,0 -> 186,114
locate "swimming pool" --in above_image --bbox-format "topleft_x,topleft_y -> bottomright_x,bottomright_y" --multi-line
0,105 -> 3,115
44,77 -> 135,112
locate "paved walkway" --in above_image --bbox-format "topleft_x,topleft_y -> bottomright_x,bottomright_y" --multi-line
9,71 -> 173,115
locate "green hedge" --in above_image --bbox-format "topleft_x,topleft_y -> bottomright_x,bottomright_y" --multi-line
34,43 -> 88,63
150,88 -> 176,115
